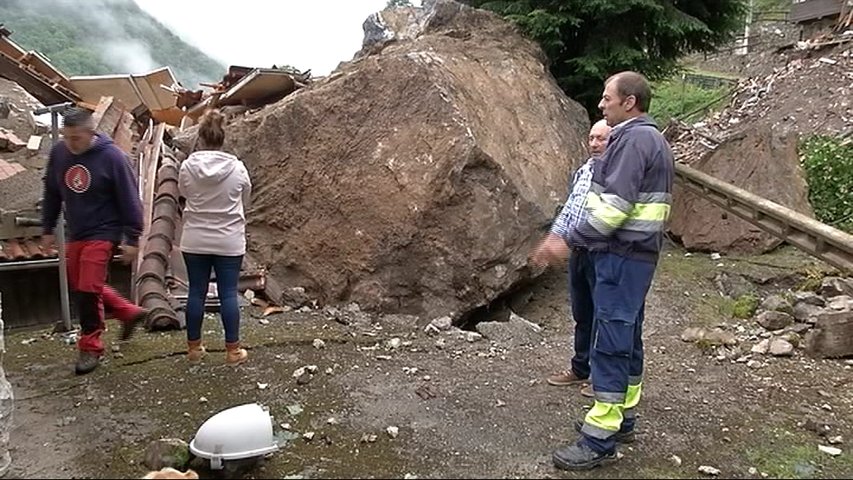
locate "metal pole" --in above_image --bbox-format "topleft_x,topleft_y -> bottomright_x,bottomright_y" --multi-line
34,102 -> 74,332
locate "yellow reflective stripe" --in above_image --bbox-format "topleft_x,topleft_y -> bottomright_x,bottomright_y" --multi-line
584,400 -> 623,432
631,203 -> 671,222
624,382 -> 643,410
586,192 -> 629,229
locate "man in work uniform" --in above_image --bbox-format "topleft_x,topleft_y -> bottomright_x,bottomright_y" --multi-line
534,71 -> 674,470
534,120 -> 611,398
41,108 -> 149,375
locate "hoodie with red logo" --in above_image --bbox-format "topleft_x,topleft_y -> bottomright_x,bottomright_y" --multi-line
42,133 -> 143,246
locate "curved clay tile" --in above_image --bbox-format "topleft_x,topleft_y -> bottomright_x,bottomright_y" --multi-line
5,239 -> 26,260
23,238 -> 45,259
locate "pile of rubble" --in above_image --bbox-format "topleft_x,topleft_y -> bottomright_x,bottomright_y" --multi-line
666,34 -> 853,255
667,37 -> 853,165
682,276 -> 853,361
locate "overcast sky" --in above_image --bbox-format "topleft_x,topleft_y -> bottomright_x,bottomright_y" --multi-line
134,0 -> 420,76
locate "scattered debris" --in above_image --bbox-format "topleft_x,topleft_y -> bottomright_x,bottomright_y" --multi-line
747,359 -> 763,369
698,465 -> 721,476
819,277 -> 853,299
769,338 -> 795,357
415,384 -> 437,400
425,316 -> 453,335
0,127 -> 26,152
302,432 -> 315,442
670,454 -> 683,467
257,383 -> 269,390
751,339 -> 770,354
199,397 -> 208,404
312,339 -> 326,350
360,433 -> 378,444
386,426 -> 399,439
818,445 -> 842,457
25,134 -> 40,153
757,311 -> 794,331
829,435 -> 844,445
681,327 -> 738,346
55,416 -> 77,427
761,295 -> 795,315
264,306 -> 289,317
286,404 -> 304,416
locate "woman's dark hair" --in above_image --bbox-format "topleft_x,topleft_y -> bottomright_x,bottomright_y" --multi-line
198,108 -> 226,149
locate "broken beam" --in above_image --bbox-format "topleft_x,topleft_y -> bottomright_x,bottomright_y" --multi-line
675,162 -> 853,273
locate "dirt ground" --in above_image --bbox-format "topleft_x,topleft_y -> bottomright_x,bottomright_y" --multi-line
4,246 -> 853,479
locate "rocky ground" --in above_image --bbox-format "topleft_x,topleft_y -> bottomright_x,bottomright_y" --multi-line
4,245 -> 853,479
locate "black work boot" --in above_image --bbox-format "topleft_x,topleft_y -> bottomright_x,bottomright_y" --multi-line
574,419 -> 636,443
75,351 -> 101,375
552,442 -> 617,471
120,309 -> 149,342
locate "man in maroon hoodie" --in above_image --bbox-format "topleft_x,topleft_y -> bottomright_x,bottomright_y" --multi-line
41,108 -> 148,375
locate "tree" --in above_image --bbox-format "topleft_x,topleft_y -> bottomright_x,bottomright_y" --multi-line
387,0 -> 413,8
462,0 -> 747,117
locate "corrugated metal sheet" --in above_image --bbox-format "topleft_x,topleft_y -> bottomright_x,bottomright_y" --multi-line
789,0 -> 843,23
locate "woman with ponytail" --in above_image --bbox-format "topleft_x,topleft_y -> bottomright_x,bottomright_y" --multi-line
178,109 -> 251,365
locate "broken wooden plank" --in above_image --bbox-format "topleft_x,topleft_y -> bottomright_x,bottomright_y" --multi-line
0,49 -> 79,106
92,96 -> 127,138
113,110 -> 134,155
806,311 -> 853,358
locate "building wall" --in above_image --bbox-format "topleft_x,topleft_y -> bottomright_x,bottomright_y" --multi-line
0,264 -> 131,330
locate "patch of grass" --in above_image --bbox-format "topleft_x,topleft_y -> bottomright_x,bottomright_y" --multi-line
714,293 -> 757,320
649,76 -> 732,126
800,136 -> 853,233
732,294 -> 759,319
796,264 -> 826,292
746,430 -> 853,478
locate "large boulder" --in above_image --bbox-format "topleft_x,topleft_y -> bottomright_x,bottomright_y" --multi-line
669,126 -> 814,253
218,0 -> 589,320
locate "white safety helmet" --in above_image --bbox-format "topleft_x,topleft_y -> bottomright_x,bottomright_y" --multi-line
189,403 -> 279,470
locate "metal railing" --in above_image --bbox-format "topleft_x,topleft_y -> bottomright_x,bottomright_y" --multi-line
675,163 -> 853,273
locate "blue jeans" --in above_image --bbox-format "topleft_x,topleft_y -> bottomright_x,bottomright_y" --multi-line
568,249 -> 595,379
183,253 -> 243,344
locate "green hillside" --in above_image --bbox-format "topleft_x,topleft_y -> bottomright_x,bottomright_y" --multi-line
0,0 -> 225,88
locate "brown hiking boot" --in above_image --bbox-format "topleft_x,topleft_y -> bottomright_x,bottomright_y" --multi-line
225,342 -> 248,366
547,370 -> 587,386
187,340 -> 206,362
